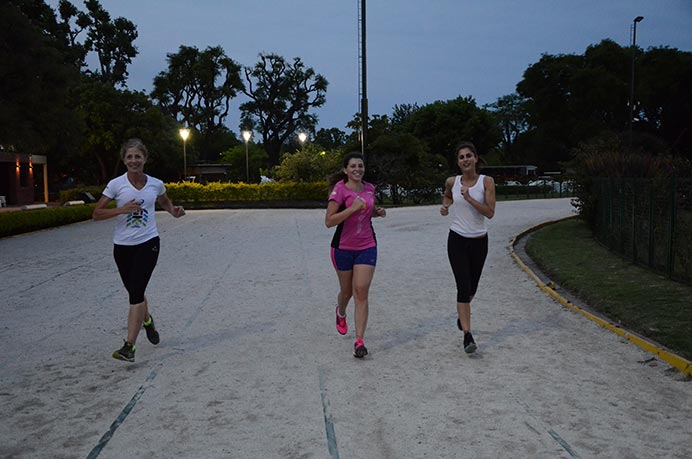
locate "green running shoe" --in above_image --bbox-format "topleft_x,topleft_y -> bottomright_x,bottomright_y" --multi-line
113,340 -> 136,362
143,314 -> 160,345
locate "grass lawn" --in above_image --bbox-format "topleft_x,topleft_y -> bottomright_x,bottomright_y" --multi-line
525,217 -> 692,362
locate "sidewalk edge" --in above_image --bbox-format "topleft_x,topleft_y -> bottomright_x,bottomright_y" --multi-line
509,217 -> 692,378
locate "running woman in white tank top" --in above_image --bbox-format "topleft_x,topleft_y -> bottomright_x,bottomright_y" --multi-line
440,141 -> 496,354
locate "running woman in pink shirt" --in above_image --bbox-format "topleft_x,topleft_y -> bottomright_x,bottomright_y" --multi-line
325,152 -> 386,358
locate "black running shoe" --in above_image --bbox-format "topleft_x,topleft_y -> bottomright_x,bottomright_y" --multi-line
463,331 -> 477,354
113,340 -> 136,362
353,339 -> 368,359
143,314 -> 160,345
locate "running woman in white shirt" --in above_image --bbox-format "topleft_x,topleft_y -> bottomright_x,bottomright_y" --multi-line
440,141 -> 496,354
93,138 -> 185,362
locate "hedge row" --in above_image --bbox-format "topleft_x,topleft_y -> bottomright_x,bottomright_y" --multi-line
0,204 -> 97,238
59,186 -> 104,203
1,181 -> 330,238
165,181 -> 328,202
58,182 -> 330,203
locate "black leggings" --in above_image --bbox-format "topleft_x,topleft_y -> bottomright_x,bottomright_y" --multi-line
447,231 -> 488,303
113,237 -> 160,305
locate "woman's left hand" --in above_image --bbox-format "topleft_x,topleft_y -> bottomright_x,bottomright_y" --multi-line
375,207 -> 386,217
171,206 -> 186,218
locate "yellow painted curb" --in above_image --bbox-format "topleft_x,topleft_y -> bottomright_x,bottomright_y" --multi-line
510,217 -> 692,378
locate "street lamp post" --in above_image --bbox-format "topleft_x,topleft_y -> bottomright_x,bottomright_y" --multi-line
298,132 -> 307,148
179,127 -> 190,180
242,130 -> 252,183
629,15 -> 644,145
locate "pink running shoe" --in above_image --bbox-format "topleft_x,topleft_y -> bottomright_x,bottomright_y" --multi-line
353,338 -> 368,358
335,306 -> 348,335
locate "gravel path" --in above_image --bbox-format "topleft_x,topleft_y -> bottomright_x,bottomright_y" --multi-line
1,198 -> 690,459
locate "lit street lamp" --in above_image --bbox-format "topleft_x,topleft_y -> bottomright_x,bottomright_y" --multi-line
629,15 -> 644,145
242,130 -> 252,182
179,127 -> 190,180
298,132 -> 307,148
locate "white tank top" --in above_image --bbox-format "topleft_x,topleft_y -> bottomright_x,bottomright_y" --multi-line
450,174 -> 487,238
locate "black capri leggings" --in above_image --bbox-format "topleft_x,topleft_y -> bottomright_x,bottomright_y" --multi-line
113,237 -> 160,305
447,231 -> 488,303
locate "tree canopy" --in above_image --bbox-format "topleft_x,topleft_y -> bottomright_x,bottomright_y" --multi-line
151,45 -> 244,161
5,2 -> 691,193
1,1 -> 80,154
516,39 -> 692,168
240,53 -> 328,167
395,96 -> 501,166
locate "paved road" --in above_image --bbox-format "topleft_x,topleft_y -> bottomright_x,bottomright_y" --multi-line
1,199 -> 690,459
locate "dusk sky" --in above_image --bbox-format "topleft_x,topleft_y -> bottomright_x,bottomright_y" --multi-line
53,1 -> 692,134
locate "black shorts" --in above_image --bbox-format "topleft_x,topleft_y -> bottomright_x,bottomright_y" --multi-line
113,236 -> 160,304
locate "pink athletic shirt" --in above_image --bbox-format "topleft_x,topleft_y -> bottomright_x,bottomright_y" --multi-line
328,180 -> 377,250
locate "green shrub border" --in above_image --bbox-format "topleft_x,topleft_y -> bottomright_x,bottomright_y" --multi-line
0,204 -> 97,238
164,181 -> 328,202
1,181 -> 330,238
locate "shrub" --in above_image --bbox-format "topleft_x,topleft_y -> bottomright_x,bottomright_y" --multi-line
273,145 -> 342,182
59,186 -> 104,203
2,181 -> 329,238
164,181 -> 327,202
0,204 -> 97,238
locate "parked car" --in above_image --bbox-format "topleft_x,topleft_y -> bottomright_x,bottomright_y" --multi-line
528,178 -> 575,193
504,180 -> 522,186
528,179 -> 561,192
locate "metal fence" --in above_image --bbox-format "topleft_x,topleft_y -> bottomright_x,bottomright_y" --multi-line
592,177 -> 692,285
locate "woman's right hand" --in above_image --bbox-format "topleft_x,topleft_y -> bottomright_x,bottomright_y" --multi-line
349,196 -> 365,211
121,199 -> 142,214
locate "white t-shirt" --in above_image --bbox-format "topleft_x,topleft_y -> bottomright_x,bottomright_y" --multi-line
102,173 -> 166,246
450,174 -> 488,238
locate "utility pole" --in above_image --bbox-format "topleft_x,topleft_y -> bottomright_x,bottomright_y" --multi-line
629,15 -> 644,147
359,0 -> 368,158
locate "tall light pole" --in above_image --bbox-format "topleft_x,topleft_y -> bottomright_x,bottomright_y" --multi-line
242,130 -> 252,182
358,0 -> 368,158
629,15 -> 644,146
298,132 -> 307,149
179,127 -> 190,180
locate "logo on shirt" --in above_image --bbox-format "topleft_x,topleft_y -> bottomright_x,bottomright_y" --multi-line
126,200 -> 148,228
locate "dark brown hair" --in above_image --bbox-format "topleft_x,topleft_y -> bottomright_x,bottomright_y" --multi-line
327,152 -> 365,189
453,141 -> 484,174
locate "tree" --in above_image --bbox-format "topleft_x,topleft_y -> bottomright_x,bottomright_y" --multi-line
397,96 -> 501,166
219,143 -> 269,183
368,133 -> 447,204
391,103 -> 421,128
272,144 -> 341,182
54,0 -> 91,67
516,40 -> 692,166
0,1 -> 81,153
240,53 -> 328,167
484,94 -> 529,163
152,45 -> 244,160
52,0 -> 138,87
344,113 -> 394,152
82,0 -> 138,87
62,80 -> 178,184
314,127 -> 347,150
638,47 -> 692,158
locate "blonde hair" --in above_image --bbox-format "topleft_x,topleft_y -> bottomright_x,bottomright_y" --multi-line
120,138 -> 148,160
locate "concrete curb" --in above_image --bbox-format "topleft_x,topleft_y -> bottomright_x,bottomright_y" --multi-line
509,216 -> 692,378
